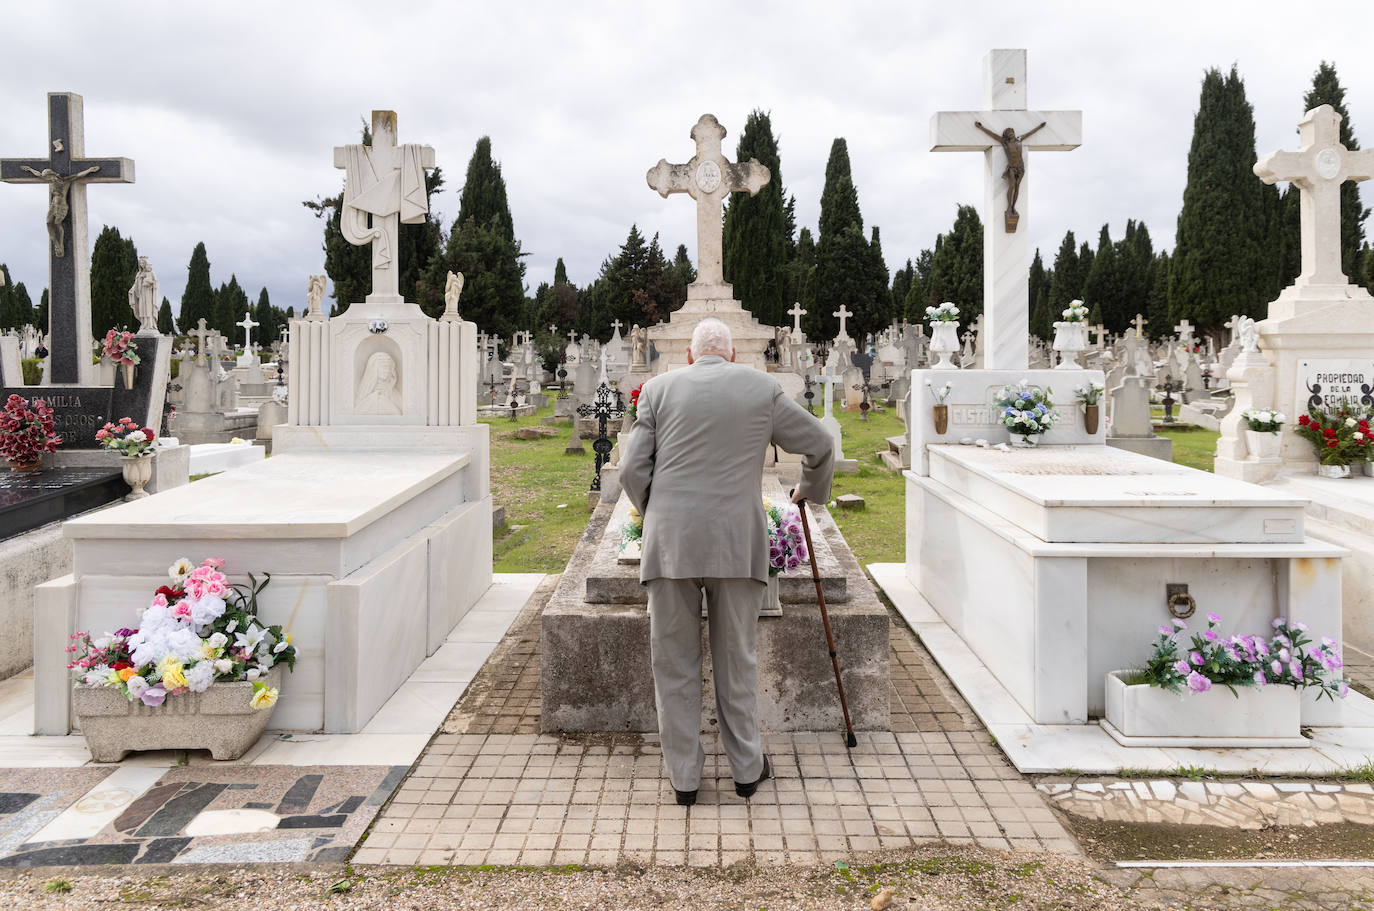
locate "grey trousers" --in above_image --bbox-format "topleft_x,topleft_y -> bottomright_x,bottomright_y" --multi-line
646,577 -> 766,792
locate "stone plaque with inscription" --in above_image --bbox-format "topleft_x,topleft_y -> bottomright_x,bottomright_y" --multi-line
1295,359 -> 1374,413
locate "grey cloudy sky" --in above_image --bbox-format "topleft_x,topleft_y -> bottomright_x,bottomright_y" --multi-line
1,1 -> 1371,325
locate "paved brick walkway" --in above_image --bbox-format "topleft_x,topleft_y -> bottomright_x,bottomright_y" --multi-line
355,582 -> 1077,866
1042,778 -> 1374,828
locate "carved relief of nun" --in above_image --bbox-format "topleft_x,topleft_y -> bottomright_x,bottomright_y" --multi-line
356,352 -> 402,415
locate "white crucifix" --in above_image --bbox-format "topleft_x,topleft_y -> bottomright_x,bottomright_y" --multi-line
646,114 -> 770,296
236,312 -> 259,368
1132,314 -> 1148,339
931,49 -> 1082,371
333,110 -> 436,304
833,304 -> 853,341
1255,104 -> 1374,290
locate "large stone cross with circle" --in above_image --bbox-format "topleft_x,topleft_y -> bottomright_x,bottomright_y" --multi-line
646,114 -> 770,292
1255,104 -> 1374,289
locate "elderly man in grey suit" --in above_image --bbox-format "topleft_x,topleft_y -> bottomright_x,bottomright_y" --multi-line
620,317 -> 834,805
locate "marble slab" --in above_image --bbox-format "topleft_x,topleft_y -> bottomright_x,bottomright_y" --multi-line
929,444 -> 1308,543
583,480 -> 847,605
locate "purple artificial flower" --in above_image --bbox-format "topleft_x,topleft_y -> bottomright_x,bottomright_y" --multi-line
1158,625 -> 1173,636
1186,671 -> 1212,693
1172,618 -> 1189,630
1173,660 -> 1191,676
1255,639 -> 1270,657
1339,681 -> 1351,698
115,628 -> 136,638
1272,617 -> 1286,629
1271,659 -> 1283,677
1253,670 -> 1267,687
1224,647 -> 1239,662
1294,622 -> 1309,632
1189,651 -> 1205,667
1278,648 -> 1291,663
1204,629 -> 1219,642
140,684 -> 167,707
1206,612 -> 1222,624
1322,636 -> 1337,648
1290,659 -> 1304,681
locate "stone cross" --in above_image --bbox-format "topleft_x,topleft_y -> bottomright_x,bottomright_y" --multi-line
333,110 -> 436,304
191,319 -> 211,365
1256,104 -> 1374,288
1173,319 -> 1194,347
610,319 -> 623,336
1089,324 -> 1107,350
236,312 -> 259,351
567,328 -> 577,345
930,49 -> 1082,370
1,93 -> 134,384
1132,314 -> 1148,338
646,114 -> 770,292
789,302 -> 806,338
1122,329 -> 1140,376
834,305 -> 853,340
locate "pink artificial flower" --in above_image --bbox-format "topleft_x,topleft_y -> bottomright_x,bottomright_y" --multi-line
1271,659 -> 1283,677
171,601 -> 193,621
1186,671 -> 1212,693
1203,629 -> 1219,642
204,557 -> 226,569
1173,660 -> 1191,676
1189,651 -> 1205,667
1206,612 -> 1222,624
1290,659 -> 1304,681
150,592 -> 168,609
1272,617 -> 1286,629
1253,670 -> 1267,687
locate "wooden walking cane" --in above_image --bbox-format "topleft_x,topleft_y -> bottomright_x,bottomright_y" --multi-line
794,496 -> 858,749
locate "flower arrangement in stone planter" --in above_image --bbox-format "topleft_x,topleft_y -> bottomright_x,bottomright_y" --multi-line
626,382 -> 644,423
0,393 -> 61,471
1295,402 -> 1369,477
66,557 -> 297,761
925,302 -> 960,370
1073,381 -> 1105,434
96,417 -> 160,499
1103,613 -> 1349,746
1241,408 -> 1286,461
764,497 -> 807,577
102,327 -> 140,389
1052,300 -> 1090,369
993,380 -> 1060,445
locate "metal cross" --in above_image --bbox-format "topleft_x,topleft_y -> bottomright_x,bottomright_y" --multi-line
576,379 -> 626,492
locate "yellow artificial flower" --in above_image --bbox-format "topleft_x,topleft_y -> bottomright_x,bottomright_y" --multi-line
158,656 -> 187,690
199,641 -> 218,661
250,686 -> 279,710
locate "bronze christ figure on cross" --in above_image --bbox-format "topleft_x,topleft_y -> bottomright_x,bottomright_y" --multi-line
20,164 -> 100,258
974,120 -> 1045,232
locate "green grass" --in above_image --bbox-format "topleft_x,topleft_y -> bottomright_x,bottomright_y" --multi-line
1158,425 -> 1220,472
825,405 -> 908,566
482,400 -> 602,573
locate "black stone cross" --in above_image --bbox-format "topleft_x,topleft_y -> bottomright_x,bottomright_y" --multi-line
1,93 -> 134,384
1155,375 -> 1181,424
576,380 -> 625,492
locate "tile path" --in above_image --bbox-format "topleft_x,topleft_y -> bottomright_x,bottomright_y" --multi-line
355,584 -> 1079,866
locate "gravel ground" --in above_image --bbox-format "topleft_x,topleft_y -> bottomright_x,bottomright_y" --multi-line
0,847 -> 1184,911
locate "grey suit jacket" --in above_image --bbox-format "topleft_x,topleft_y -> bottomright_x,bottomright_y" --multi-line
619,356 -> 835,584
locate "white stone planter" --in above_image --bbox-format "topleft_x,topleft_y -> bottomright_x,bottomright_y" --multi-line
1052,321 -> 1088,370
73,667 -> 281,762
1100,669 -> 1305,748
120,454 -> 154,500
1318,464 -> 1353,479
928,322 -> 960,370
1245,429 -> 1281,461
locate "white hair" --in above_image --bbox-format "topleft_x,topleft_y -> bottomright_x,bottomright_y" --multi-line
689,318 -> 733,358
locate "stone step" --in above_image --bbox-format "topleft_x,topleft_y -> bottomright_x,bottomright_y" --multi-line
877,450 -> 904,472
885,435 -> 907,455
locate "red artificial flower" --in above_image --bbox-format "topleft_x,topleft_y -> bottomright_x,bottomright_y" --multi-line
1324,428 -> 1337,438
1328,440 -> 1340,448
142,428 -> 156,440
1298,415 -> 1311,426
155,585 -> 182,600
112,661 -> 132,671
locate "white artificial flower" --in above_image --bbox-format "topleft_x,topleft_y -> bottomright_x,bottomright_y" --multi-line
213,659 -> 233,675
189,594 -> 227,627
1356,433 -> 1365,441
82,665 -> 112,686
128,430 -> 147,443
185,661 -> 216,693
1347,418 -> 1358,428
126,675 -> 148,698
246,668 -> 262,681
168,558 -> 194,581
273,641 -> 288,654
208,632 -> 228,650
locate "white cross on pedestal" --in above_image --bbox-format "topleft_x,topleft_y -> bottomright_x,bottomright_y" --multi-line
646,114 -> 770,295
191,318 -> 211,365
610,319 -> 623,336
931,49 -> 1082,371
1173,319 -> 1194,346
333,111 -> 436,303
236,313 -> 259,351
788,302 -> 806,338
1132,314 -> 1148,338
1255,104 -> 1374,289
833,305 -> 853,341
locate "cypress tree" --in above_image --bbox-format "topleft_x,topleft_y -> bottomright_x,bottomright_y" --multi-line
214,275 -> 249,341
904,248 -> 935,322
89,225 -> 138,339
456,137 -> 514,242
1028,249 -> 1053,340
180,242 -> 214,333
866,226 -> 893,337
1169,66 -> 1275,330
927,205 -> 983,318
1145,252 -> 1171,338
1276,185 -> 1302,288
157,297 -> 174,335
891,259 -> 914,314
10,282 -> 33,331
723,110 -> 790,326
811,139 -> 871,339
1047,231 -> 1082,312
1082,224 -> 1121,331
666,244 -> 695,311
37,289 -> 48,335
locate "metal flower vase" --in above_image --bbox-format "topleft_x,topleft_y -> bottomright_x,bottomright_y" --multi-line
1083,404 -> 1100,435
933,404 -> 949,435
120,361 -> 136,390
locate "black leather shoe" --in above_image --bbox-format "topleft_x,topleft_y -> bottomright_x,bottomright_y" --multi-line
735,756 -> 771,798
674,787 -> 697,807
